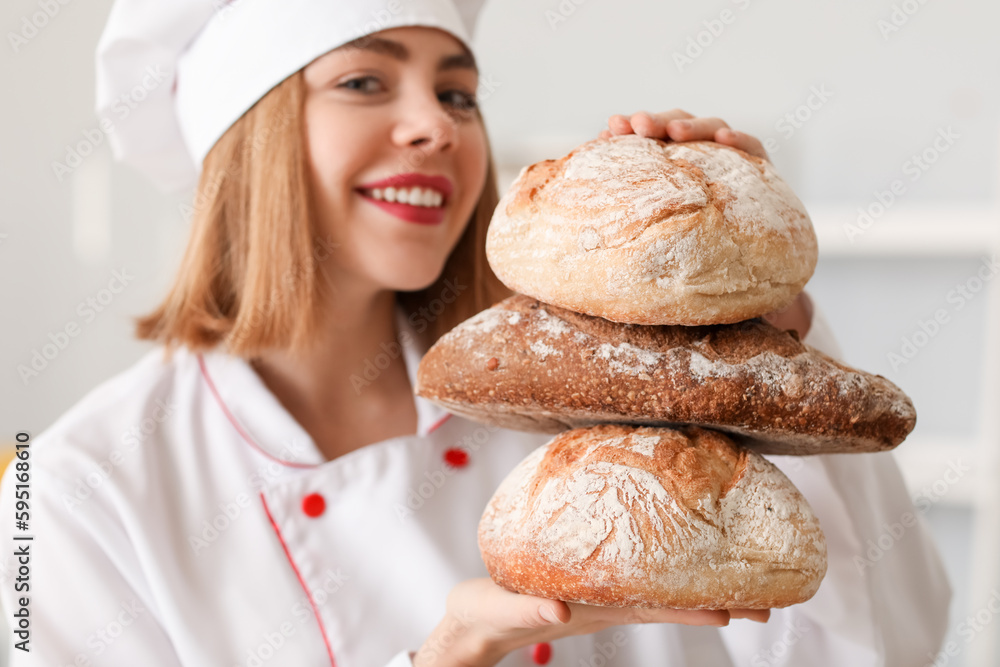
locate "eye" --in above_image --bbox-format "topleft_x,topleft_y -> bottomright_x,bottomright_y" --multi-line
337,75 -> 383,93
439,89 -> 479,115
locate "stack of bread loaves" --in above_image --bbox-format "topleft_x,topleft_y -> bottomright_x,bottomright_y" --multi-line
415,135 -> 916,610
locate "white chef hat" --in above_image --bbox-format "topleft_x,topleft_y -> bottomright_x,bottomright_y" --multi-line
95,0 -> 486,193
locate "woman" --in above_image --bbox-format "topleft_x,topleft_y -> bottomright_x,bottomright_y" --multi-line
0,0 -> 949,665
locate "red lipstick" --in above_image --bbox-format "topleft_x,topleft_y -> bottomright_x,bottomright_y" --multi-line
356,173 -> 453,225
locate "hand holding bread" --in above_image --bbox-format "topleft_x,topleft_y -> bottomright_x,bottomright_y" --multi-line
413,578 -> 740,667
601,108 -> 771,161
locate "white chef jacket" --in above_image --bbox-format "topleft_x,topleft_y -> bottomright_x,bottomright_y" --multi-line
0,303 -> 950,667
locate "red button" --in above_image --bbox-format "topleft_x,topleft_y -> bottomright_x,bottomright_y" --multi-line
531,642 -> 552,665
443,448 -> 469,468
301,493 -> 326,518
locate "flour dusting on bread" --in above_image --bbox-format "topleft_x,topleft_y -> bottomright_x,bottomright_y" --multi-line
479,425 -> 827,608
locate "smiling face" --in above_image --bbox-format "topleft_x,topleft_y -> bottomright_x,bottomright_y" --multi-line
301,27 -> 488,295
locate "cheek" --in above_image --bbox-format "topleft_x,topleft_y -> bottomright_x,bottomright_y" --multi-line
459,126 -> 489,206
304,105 -> 377,195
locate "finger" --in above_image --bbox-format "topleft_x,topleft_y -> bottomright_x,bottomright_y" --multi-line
569,603 -> 730,628
715,127 -> 770,161
800,290 -> 814,327
597,129 -> 613,140
447,579 -> 567,632
629,111 -> 667,139
665,116 -> 729,142
632,109 -> 695,139
648,108 -> 695,126
607,109 -> 694,137
490,587 -> 569,629
729,608 -> 772,623
607,114 -> 634,135
762,291 -> 813,339
761,305 -> 794,331
626,607 -> 731,628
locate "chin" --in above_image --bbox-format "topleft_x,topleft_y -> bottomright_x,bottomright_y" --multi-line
382,264 -> 446,293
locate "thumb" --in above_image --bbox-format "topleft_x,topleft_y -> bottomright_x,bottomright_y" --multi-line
534,600 -> 570,627
455,579 -> 570,630
490,584 -> 570,628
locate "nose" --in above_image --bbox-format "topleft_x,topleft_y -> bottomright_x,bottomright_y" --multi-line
392,85 -> 458,155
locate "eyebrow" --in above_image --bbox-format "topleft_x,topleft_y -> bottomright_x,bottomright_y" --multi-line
339,36 -> 478,72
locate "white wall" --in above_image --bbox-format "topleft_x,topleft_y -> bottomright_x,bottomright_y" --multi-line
1,0 -> 997,664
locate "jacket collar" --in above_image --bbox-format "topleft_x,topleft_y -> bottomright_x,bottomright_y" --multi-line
197,302 -> 451,467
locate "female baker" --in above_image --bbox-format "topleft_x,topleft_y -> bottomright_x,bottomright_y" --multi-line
0,0 -> 950,665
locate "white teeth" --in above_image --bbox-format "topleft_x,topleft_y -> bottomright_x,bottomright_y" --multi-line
366,185 -> 445,208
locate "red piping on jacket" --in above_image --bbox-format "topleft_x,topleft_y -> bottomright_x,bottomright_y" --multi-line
260,492 -> 338,667
198,353 -> 454,462
202,353 -> 454,665
427,413 -> 452,434
197,353 -> 316,469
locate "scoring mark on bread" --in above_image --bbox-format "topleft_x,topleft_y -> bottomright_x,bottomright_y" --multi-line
509,427 -> 772,577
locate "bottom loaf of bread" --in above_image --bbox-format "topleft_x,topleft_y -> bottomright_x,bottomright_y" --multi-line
478,424 -> 827,609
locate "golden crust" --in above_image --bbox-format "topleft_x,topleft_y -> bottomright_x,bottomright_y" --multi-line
478,425 -> 828,609
486,136 -> 818,326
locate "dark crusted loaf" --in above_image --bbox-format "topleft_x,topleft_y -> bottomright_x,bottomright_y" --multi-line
415,295 -> 916,455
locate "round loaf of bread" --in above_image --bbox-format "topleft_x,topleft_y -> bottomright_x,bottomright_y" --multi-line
479,424 -> 827,609
486,136 -> 818,325
415,295 -> 917,455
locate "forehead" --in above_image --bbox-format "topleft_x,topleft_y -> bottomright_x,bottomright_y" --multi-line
311,27 -> 477,73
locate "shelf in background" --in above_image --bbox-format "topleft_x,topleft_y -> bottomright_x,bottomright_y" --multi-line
891,436 -> 981,508
810,205 -> 999,257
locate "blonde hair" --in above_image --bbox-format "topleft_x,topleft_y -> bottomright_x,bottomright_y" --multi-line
136,69 -> 510,359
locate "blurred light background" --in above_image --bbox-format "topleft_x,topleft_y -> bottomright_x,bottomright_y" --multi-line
0,0 -> 997,664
